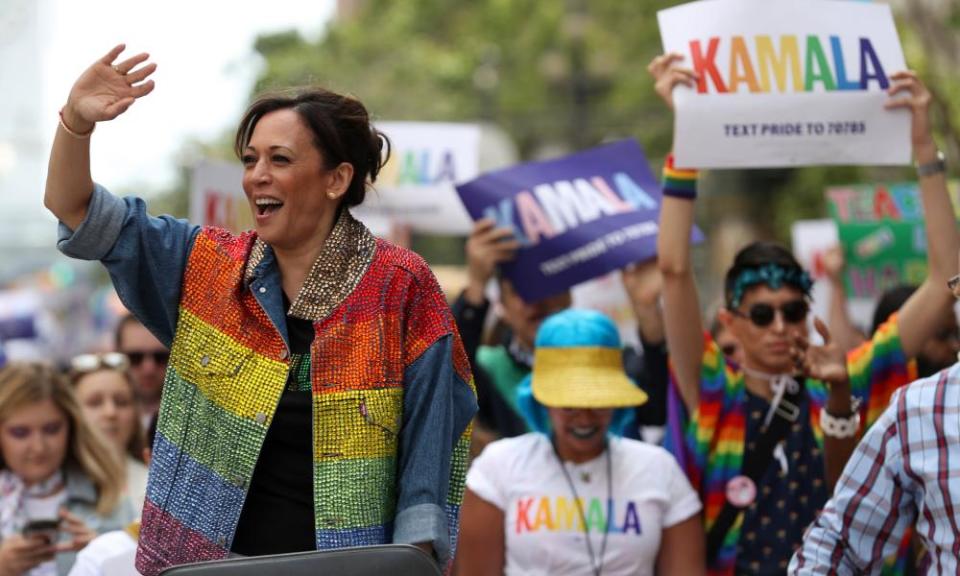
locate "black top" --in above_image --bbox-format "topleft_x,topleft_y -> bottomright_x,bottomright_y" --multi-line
231,310 -> 315,555
734,391 -> 828,575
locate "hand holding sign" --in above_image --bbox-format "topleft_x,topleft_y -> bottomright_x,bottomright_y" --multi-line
648,53 -> 698,111
464,218 -> 521,305
456,140 -> 702,302
821,246 -> 846,286
885,71 -> 936,158
657,0 -> 910,168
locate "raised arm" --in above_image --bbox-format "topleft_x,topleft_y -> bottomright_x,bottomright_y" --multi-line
649,53 -> 704,414
44,44 -> 156,229
885,72 -> 959,359
792,318 -> 860,490
453,218 -> 521,362
822,247 -> 866,353
621,260 -> 665,345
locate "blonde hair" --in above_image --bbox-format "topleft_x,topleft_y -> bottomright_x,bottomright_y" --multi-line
70,367 -> 147,461
0,363 -> 124,515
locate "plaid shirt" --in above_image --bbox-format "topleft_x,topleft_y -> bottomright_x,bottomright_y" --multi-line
790,363 -> 960,575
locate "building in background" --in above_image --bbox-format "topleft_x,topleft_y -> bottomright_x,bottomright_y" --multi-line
0,0 -> 60,283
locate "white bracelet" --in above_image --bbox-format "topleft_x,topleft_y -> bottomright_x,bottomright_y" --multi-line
820,398 -> 862,439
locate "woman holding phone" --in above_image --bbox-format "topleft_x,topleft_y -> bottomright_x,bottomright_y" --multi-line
0,363 -> 134,575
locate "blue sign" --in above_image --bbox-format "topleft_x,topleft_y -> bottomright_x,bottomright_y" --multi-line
456,139 -> 703,301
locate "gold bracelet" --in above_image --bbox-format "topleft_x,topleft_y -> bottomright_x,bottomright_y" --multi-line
58,109 -> 95,138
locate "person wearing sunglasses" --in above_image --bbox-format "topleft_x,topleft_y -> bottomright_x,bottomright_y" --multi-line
0,363 -> 134,576
650,52 -> 959,576
44,46 -> 475,576
68,353 -> 148,516
113,315 -> 168,429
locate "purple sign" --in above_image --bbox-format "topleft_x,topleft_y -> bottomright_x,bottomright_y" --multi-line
456,139 -> 703,301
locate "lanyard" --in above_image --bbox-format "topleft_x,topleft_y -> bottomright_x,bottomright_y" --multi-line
552,440 -> 612,576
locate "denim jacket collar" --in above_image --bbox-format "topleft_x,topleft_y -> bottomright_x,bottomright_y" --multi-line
243,208 -> 377,322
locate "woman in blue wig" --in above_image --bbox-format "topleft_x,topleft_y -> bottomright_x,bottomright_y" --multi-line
457,309 -> 704,576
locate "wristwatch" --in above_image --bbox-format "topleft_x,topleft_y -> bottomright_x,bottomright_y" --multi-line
917,150 -> 946,178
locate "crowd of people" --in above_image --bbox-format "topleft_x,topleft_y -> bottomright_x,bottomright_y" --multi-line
0,317 -> 160,576
0,40 -> 957,576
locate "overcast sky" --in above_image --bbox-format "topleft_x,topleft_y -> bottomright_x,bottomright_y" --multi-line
40,0 -> 336,192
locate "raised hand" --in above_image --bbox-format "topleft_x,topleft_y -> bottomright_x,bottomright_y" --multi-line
821,246 -> 846,285
791,317 -> 849,386
621,259 -> 663,309
622,259 -> 665,343
62,43 -> 157,134
464,218 -> 520,305
884,71 -> 935,155
647,53 -> 698,111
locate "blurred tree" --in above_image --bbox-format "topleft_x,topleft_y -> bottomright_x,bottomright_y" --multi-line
150,1 -> 959,284
246,0 -> 687,263
250,0 -> 680,161
898,0 -> 960,159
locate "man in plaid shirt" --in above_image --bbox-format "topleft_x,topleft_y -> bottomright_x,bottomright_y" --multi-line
790,343 -> 960,574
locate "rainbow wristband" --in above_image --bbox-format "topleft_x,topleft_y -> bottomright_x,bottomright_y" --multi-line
662,154 -> 698,200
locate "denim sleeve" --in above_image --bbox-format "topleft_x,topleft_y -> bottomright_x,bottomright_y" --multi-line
57,184 -> 200,346
393,334 -> 477,566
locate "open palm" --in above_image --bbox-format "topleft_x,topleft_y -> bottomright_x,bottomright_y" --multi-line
792,317 -> 849,385
66,44 -> 157,127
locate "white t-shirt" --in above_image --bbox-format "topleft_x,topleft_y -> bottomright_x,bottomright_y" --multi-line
466,434 -> 701,576
66,530 -> 138,576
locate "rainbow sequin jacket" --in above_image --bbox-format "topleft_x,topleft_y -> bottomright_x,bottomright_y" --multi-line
58,185 -> 477,576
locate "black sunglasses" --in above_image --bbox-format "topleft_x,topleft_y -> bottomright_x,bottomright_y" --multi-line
731,300 -> 809,328
124,350 -> 170,367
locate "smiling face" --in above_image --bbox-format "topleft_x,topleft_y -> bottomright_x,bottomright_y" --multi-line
74,370 -> 138,456
547,407 -> 614,464
721,284 -> 808,374
0,399 -> 69,486
241,109 -> 350,251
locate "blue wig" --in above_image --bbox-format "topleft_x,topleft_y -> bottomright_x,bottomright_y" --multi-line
515,309 -> 638,436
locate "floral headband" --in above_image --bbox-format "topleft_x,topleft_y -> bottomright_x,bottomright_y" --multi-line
729,263 -> 813,308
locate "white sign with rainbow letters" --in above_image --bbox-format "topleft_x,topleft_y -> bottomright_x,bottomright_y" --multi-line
658,0 -> 909,169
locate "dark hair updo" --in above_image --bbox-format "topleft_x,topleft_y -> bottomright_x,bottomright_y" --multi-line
234,87 -> 391,208
724,241 -> 810,308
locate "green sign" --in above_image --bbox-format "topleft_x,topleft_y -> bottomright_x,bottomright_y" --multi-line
825,182 -> 958,299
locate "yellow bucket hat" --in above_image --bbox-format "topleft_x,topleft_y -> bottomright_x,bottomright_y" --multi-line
529,309 -> 648,409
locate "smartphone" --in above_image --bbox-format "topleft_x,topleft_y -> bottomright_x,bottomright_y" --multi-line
22,518 -> 60,544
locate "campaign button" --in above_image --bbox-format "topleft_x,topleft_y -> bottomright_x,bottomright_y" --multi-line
726,475 -> 757,508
